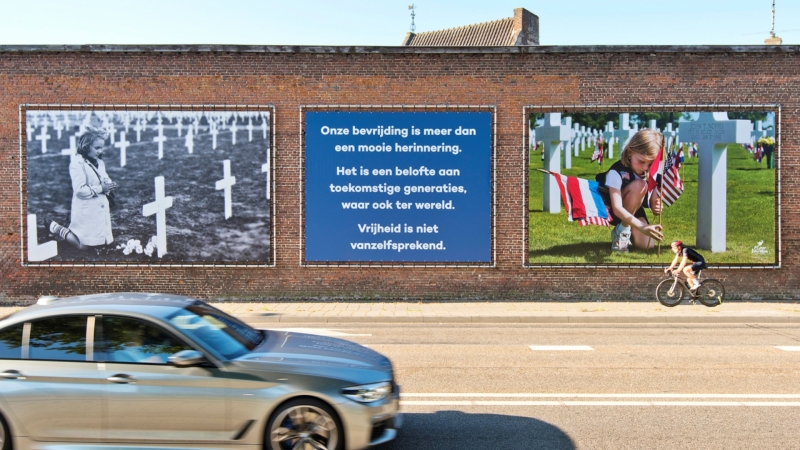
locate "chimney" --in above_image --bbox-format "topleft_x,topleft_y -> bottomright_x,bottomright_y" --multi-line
513,8 -> 539,45
765,36 -> 782,45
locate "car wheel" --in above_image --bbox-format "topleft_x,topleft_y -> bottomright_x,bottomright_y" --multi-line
266,398 -> 343,450
0,414 -> 11,450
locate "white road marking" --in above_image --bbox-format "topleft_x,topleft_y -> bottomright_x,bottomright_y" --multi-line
529,345 -> 594,351
401,393 -> 800,399
400,393 -> 800,406
268,328 -> 372,337
776,346 -> 800,351
400,400 -> 800,407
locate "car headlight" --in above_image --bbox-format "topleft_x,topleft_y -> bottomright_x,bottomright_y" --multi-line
342,382 -> 392,403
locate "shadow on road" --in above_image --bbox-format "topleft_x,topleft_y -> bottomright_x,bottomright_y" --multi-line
378,410 -> 575,449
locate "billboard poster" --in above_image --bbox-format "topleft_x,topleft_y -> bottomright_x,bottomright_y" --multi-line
304,110 -> 493,264
24,107 -> 273,265
526,110 -> 777,267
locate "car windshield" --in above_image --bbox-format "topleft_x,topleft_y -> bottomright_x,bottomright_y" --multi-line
167,302 -> 264,359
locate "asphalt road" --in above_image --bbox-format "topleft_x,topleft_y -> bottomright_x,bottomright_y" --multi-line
249,321 -> 800,450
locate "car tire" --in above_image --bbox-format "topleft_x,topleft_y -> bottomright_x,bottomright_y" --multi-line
0,413 -> 11,450
265,398 -> 343,450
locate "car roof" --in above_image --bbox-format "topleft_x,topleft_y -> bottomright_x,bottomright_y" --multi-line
3,292 -> 199,324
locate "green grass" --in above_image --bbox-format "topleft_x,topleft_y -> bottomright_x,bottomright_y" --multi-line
527,142 -> 776,265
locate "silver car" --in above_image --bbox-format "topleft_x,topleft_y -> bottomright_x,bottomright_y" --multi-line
0,293 -> 400,450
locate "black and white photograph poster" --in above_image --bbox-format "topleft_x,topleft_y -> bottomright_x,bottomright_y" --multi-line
23,108 -> 273,265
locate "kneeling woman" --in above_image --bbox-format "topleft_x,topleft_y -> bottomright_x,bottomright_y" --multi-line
595,129 -> 664,251
49,127 -> 117,250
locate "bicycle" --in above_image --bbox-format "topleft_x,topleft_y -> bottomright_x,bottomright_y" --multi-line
656,271 -> 725,307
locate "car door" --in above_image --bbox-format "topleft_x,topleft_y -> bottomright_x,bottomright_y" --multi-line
97,315 -> 231,443
0,315 -> 104,441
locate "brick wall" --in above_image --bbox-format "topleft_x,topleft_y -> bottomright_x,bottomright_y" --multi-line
1,46 -> 798,302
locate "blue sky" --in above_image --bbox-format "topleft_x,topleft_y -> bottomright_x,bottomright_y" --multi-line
0,0 -> 796,46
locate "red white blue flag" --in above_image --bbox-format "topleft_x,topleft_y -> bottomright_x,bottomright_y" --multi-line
540,170 -> 610,227
661,150 -> 684,206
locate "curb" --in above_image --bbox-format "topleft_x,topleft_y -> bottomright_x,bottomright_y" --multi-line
240,315 -> 800,324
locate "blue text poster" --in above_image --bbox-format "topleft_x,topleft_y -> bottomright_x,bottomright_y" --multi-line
304,111 -> 492,263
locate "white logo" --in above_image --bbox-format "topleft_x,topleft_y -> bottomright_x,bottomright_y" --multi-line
751,241 -> 768,254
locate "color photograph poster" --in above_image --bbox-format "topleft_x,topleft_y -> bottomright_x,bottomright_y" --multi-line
527,110 -> 777,266
24,108 -> 273,265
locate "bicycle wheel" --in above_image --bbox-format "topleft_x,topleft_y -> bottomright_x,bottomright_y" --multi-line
656,278 -> 685,307
696,279 -> 725,307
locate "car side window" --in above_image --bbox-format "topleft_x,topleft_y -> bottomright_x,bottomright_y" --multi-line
97,316 -> 192,365
29,316 -> 87,361
0,323 -> 24,359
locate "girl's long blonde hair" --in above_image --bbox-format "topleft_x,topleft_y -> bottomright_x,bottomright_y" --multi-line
621,128 -> 664,168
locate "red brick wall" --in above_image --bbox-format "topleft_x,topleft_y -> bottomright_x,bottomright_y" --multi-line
1,47 -> 797,302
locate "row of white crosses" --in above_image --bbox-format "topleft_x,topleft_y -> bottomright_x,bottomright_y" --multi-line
28,110 -> 270,159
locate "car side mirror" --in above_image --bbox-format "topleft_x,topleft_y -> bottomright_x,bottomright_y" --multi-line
168,349 -> 206,367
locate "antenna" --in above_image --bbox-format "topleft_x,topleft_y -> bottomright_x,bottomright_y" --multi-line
765,0 -> 782,44
409,4 -> 416,33
770,0 -> 776,38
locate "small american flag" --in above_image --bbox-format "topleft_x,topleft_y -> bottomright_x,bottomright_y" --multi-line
661,150 -> 684,206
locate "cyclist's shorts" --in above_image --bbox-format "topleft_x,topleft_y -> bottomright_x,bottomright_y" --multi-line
690,261 -> 707,274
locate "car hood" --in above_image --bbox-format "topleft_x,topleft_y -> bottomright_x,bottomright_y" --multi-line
234,330 -> 392,376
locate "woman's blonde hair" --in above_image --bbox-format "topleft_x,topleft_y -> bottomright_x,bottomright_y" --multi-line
76,126 -> 109,159
621,128 -> 664,168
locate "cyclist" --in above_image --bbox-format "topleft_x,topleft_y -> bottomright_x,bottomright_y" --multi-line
665,240 -> 706,292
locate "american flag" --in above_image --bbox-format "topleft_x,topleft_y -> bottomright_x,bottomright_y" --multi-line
660,150 -> 684,206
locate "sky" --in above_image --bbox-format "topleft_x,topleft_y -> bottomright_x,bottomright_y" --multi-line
0,0 -> 796,46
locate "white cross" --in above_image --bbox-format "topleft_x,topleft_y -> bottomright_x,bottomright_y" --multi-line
210,124 -> 219,150
614,113 -> 635,160
602,122 -> 615,159
193,118 -> 200,135
678,112 -> 751,252
61,135 -> 77,158
55,120 -> 64,139
26,122 -> 35,142
648,119 -> 659,132
36,123 -> 51,154
572,123 -> 581,156
185,125 -> 194,153
535,113 -> 572,213
106,121 -> 116,144
561,116 -> 573,169
215,160 -> 236,219
142,176 -> 173,258
229,120 -> 239,145
751,120 -> 765,145
176,119 -> 183,137
663,123 -> 676,150
114,131 -> 131,167
580,125 -> 587,151
27,214 -> 58,262
134,120 -> 143,142
153,123 -> 167,159
261,115 -> 268,139
247,117 -> 254,142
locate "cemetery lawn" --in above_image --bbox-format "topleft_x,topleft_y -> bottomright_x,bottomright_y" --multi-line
528,143 -> 776,265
